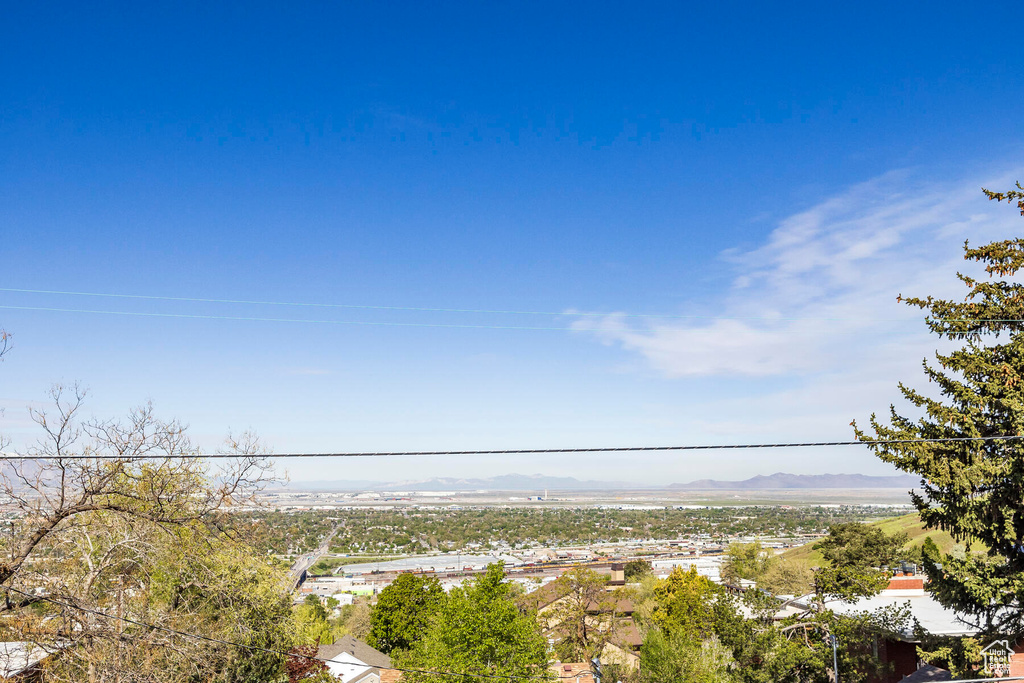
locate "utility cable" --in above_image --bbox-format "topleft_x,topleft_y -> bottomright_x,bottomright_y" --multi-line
2,586 -> 579,681
0,287 -> 924,322
1,435 -> 1021,460
0,304 -> 576,331
6,286 -> 1024,325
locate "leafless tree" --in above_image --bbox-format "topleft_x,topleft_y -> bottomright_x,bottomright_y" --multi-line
0,384 -> 288,682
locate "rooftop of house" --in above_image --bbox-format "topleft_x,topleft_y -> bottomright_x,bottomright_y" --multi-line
551,662 -> 597,681
317,635 -> 392,669
609,618 -> 643,648
518,580 -> 569,612
897,664 -> 952,682
828,584 -> 979,639
0,642 -> 51,678
586,597 -> 634,615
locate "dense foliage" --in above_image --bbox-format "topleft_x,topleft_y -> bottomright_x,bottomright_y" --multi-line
632,563 -> 912,683
624,558 -> 653,580
367,573 -> 445,654
857,185 -> 1024,636
0,389 -> 297,682
546,566 -> 615,662
811,523 -> 909,603
396,564 -> 551,683
244,505 -> 898,559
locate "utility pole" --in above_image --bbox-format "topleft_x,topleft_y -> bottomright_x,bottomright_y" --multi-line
828,633 -> 839,683
116,576 -> 124,635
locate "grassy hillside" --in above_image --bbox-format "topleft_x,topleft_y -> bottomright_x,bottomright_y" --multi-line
779,513 -> 966,565
779,540 -> 824,565
872,513 -> 961,554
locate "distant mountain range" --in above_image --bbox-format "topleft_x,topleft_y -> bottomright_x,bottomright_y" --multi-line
284,474 -> 617,491
281,472 -> 919,492
668,472 -> 919,490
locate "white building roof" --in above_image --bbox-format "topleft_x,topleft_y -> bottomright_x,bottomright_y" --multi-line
828,588 -> 979,638
0,642 -> 51,677
325,650 -> 379,683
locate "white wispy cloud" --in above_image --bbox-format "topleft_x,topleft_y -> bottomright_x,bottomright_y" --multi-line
573,169 -> 1023,378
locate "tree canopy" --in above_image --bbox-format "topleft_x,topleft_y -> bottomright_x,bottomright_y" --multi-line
0,386 -> 296,682
547,566 -> 614,662
650,566 -> 723,641
397,563 -> 550,683
856,183 -> 1024,635
624,559 -> 653,581
367,572 -> 445,654
811,523 -> 909,603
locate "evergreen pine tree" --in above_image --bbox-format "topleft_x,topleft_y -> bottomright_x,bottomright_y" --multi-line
855,182 -> 1024,635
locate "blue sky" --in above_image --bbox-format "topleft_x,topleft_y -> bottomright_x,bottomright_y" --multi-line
1,1 -> 1022,484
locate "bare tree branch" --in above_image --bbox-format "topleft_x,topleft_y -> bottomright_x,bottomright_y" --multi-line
0,388 -> 286,681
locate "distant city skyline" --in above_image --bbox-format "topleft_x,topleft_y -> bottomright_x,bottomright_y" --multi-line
2,2 -> 1022,484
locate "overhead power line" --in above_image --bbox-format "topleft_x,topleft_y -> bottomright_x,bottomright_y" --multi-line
0,304 -> 576,331
2,435 -> 1021,460
0,286 -> 956,323
3,288 -> 1022,327
4,287 -> 750,320
3,586 -> 574,681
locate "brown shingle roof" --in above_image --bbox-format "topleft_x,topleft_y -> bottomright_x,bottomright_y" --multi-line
317,635 -> 392,669
898,664 -> 952,682
585,598 -> 634,615
610,619 -> 643,648
518,581 -> 571,612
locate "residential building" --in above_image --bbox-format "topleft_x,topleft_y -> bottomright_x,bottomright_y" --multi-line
317,635 -> 392,683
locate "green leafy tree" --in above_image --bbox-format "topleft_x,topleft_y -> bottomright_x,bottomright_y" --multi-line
623,559 -> 652,581
759,559 -> 813,597
855,187 -> 1024,635
295,595 -> 333,646
721,542 -> 776,586
342,600 -> 372,640
367,573 -> 445,654
397,563 -> 551,683
721,620 -> 821,683
722,542 -> 813,596
640,630 -> 735,683
814,523 -> 907,570
548,566 -> 614,662
916,634 -> 985,679
811,523 -> 908,603
650,566 -> 722,640
0,388 -> 291,683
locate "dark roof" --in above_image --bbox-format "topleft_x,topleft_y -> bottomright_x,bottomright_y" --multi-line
548,617 -> 643,650
898,665 -> 952,683
520,581 -> 634,615
610,619 -> 643,648
317,635 -> 392,669
518,581 -> 571,611
585,598 -> 634,615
